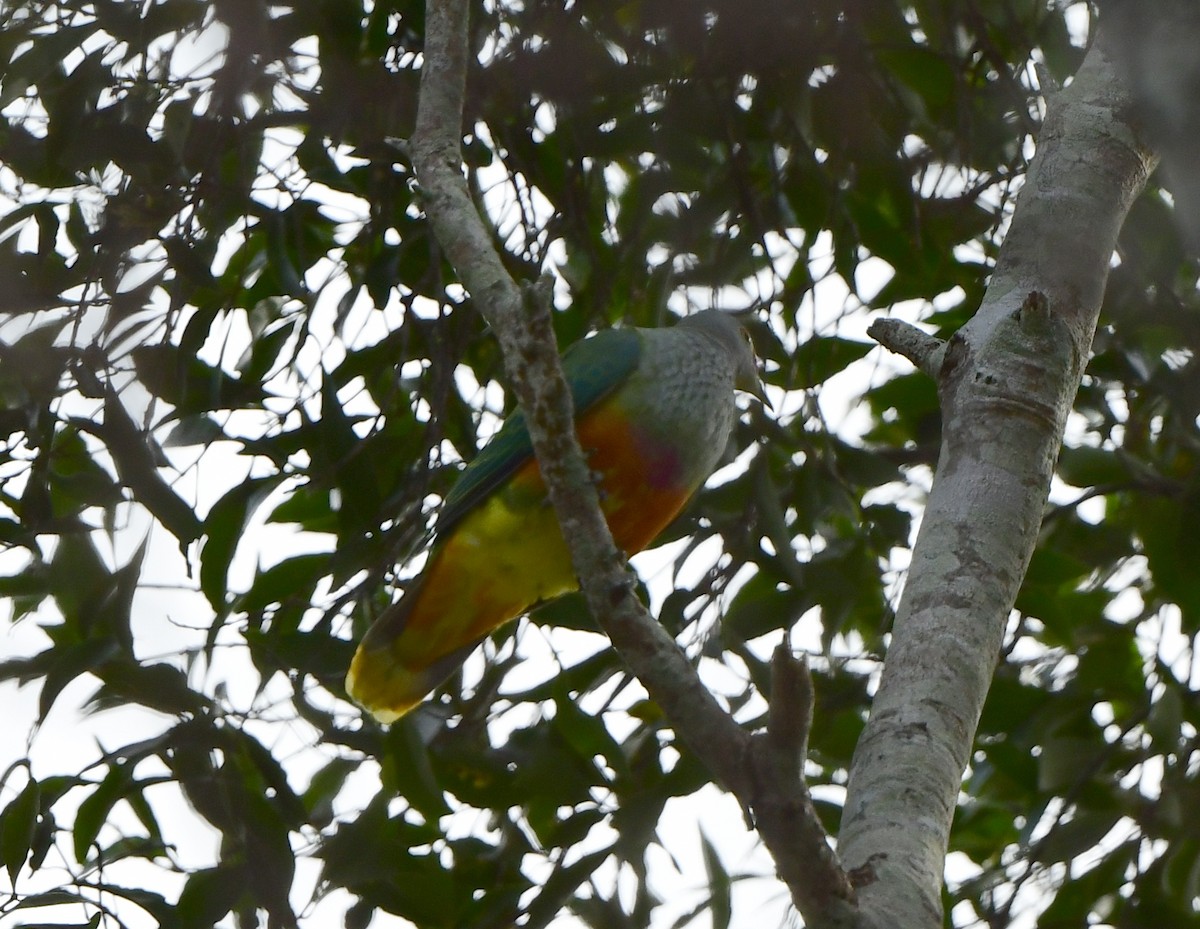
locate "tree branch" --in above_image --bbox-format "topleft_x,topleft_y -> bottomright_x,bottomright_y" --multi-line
409,0 -> 854,924
867,318 -> 947,376
839,26 -> 1158,928
746,648 -> 858,925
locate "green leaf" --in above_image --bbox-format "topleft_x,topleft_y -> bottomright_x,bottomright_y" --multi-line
700,829 -> 732,929
553,691 -> 628,780
38,639 -> 124,723
1037,839 -> 1136,925
266,481 -> 338,532
45,529 -> 112,629
131,343 -> 265,415
952,801 -> 1021,862
790,336 -> 873,388
1136,493 -> 1200,631
89,835 -> 170,869
530,590 -> 599,632
237,552 -> 330,613
0,516 -> 38,551
380,721 -> 451,823
86,390 -> 202,545
1034,810 -> 1123,865
878,46 -> 957,112
1146,682 -> 1184,751
6,890 -> 90,914
1038,736 -> 1104,793
245,627 -> 354,681
162,414 -> 225,448
721,570 -> 809,643
1057,446 -> 1127,488
86,882 -> 182,929
238,310 -> 296,383
44,423 -> 124,516
0,777 -> 40,883
199,476 -> 282,610
301,757 -> 357,827
73,766 -> 130,863
90,661 -> 205,716
176,865 -> 240,929
313,372 -> 381,533
523,847 -> 613,929
320,802 -> 458,924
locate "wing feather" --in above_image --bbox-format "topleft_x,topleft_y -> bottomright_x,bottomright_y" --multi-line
435,327 -> 642,537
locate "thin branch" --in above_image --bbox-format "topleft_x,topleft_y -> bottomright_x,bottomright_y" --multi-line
867,318 -> 947,377
768,643 -> 814,769
746,648 -> 858,924
408,1 -> 855,924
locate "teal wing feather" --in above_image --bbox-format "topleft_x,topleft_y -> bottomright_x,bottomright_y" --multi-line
435,326 -> 642,538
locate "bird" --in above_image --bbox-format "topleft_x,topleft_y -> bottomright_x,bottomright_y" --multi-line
345,310 -> 767,723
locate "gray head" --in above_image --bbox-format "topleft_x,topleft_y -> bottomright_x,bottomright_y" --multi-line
677,310 -> 769,405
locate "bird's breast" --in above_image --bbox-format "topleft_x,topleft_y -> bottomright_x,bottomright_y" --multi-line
575,404 -> 698,553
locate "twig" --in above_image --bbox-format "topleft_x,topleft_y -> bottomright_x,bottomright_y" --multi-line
768,643 -> 814,768
867,318 -> 947,377
747,647 -> 858,925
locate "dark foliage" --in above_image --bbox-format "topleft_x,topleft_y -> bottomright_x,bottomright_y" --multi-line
0,2 -> 1197,926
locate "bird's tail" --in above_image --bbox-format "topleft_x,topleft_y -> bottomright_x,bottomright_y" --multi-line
345,571 -> 485,723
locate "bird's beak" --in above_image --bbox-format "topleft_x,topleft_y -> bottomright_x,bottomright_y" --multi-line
752,379 -> 774,412
737,371 -> 773,411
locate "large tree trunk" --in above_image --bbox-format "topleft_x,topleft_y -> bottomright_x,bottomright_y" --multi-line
840,27 -> 1157,927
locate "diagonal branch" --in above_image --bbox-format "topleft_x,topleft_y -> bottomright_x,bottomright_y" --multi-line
407,0 -> 854,924
409,0 -> 745,790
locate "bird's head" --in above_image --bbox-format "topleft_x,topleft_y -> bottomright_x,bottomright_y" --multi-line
679,309 -> 771,409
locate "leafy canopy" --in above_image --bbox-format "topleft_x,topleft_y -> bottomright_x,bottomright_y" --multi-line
0,2 -> 1197,927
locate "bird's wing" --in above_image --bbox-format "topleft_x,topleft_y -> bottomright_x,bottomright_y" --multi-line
434,326 -> 642,537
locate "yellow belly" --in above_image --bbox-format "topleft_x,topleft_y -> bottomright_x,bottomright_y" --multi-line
396,467 -> 579,662
346,404 -> 695,721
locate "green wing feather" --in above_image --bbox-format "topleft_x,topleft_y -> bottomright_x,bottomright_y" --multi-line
436,327 -> 642,538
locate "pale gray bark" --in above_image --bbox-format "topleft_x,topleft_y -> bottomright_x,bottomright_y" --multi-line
844,28 -> 1158,928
